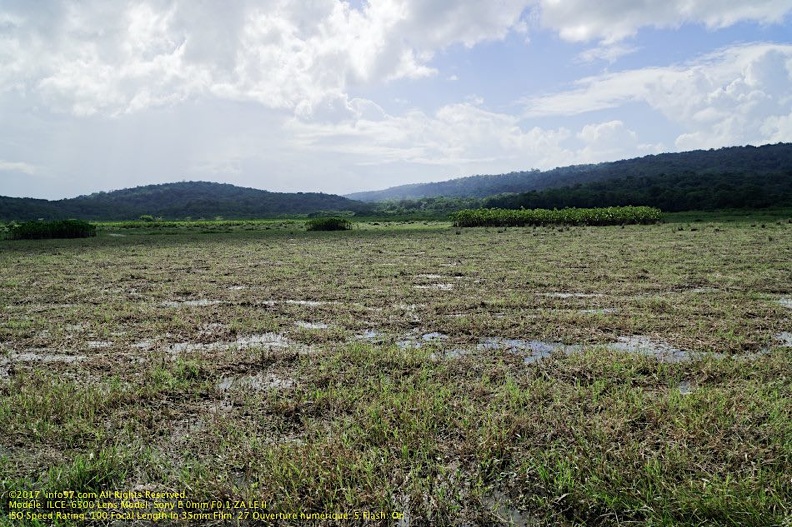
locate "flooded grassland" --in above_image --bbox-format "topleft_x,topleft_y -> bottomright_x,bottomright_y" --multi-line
1,220 -> 790,525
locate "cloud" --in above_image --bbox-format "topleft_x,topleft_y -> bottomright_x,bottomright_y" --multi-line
0,160 -> 36,175
761,111 -> 792,142
577,44 -> 639,63
579,119 -> 634,145
534,0 -> 792,43
287,100 -> 574,171
574,119 -> 664,162
3,1 -> 790,118
524,43 -> 792,149
0,1 -> 533,117
285,103 -> 678,190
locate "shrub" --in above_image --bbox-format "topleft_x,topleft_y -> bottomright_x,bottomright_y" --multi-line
305,217 -> 352,231
8,219 -> 97,240
450,206 -> 662,227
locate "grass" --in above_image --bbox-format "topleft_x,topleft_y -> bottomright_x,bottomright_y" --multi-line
0,218 -> 790,525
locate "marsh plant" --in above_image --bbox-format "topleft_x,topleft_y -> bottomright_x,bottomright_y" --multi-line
7,219 -> 97,240
451,205 -> 662,227
305,217 -> 352,231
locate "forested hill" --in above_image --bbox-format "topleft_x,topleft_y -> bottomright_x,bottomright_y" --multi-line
483,169 -> 792,212
345,143 -> 792,202
0,181 -> 371,221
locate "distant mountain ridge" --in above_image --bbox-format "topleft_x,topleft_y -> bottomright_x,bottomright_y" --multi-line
4,143 -> 792,222
345,143 -> 792,202
0,181 -> 370,221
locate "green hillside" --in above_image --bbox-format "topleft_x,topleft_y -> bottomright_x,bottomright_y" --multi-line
0,181 -> 371,221
485,167 -> 792,212
346,143 -> 792,203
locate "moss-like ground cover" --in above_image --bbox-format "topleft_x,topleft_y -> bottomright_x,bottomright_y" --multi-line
1,218 -> 790,525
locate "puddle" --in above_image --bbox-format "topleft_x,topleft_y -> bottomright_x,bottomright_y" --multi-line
397,331 -> 449,349
285,300 -> 334,306
416,274 -> 444,279
774,332 -> 792,346
7,351 -> 86,363
132,339 -> 155,349
87,340 -> 113,349
689,287 -> 719,293
161,299 -> 223,307
395,494 -> 411,527
395,339 -> 414,349
608,336 -> 709,363
228,286 -> 247,290
235,334 -> 294,348
355,329 -> 381,340
169,342 -> 220,353
579,308 -> 618,315
217,373 -> 295,392
414,284 -> 454,291
478,338 -> 577,364
295,321 -> 329,329
483,491 -> 539,526
778,298 -> 792,309
395,303 -> 425,312
169,333 -> 299,354
538,292 -> 602,298
261,299 -> 340,307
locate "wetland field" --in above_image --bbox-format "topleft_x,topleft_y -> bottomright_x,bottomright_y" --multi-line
1,217 -> 791,526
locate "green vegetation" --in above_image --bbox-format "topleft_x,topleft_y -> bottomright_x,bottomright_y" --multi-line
485,169 -> 792,212
1,218 -> 790,525
451,205 -> 662,227
3,144 -> 792,224
305,217 -> 352,231
0,181 -> 371,221
370,196 -> 484,219
347,142 -> 792,203
6,219 -> 96,240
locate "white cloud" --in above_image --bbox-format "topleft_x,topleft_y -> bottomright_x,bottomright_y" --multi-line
577,44 -> 639,63
535,0 -> 792,43
524,43 -> 792,149
287,100 -> 574,172
574,120 -> 664,162
578,119 -> 634,145
0,160 -> 36,175
0,1 -> 533,117
761,111 -> 792,141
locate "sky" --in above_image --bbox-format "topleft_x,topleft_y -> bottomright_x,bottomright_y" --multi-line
1,1 -> 792,200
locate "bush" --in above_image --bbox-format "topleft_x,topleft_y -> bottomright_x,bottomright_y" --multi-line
305,217 -> 352,231
8,219 -> 97,240
450,206 -> 662,227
